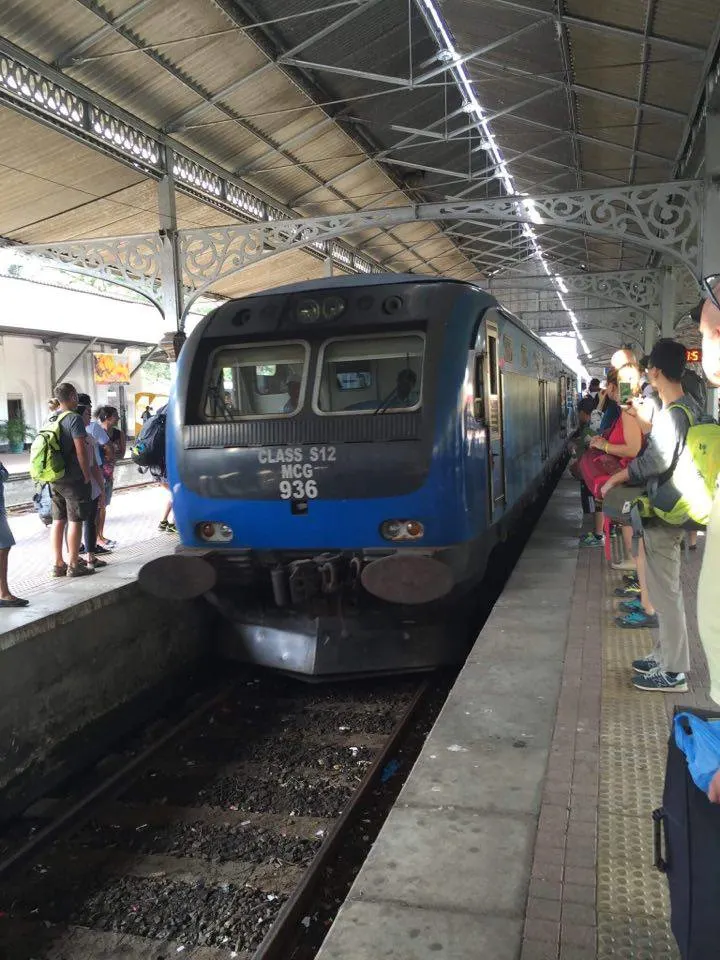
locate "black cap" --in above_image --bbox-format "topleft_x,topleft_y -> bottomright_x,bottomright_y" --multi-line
648,338 -> 686,381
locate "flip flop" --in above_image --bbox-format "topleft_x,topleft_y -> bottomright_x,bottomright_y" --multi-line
0,597 -> 30,608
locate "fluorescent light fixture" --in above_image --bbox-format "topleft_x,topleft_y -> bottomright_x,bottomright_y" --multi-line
420,0 -> 580,349
522,199 -> 543,225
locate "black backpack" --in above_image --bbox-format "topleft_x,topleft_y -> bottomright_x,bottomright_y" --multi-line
130,404 -> 167,478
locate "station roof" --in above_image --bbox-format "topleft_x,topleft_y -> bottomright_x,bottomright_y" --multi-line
0,0 -> 718,319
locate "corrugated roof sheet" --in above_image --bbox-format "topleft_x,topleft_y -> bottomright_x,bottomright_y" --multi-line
1,0 -> 719,307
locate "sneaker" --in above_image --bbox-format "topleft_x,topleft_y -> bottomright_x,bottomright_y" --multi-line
165,522 -> 178,535
99,539 -> 117,549
158,520 -> 169,531
615,610 -> 659,629
579,533 -> 604,547
86,558 -> 108,570
94,545 -> 112,555
618,598 -> 645,614
632,655 -> 659,675
614,583 -> 641,598
622,573 -> 640,586
632,668 -> 688,692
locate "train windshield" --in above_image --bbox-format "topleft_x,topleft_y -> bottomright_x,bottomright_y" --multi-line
314,333 -> 424,415
203,341 -> 308,420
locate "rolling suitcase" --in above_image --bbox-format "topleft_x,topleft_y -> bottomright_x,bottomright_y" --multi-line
654,707 -> 720,960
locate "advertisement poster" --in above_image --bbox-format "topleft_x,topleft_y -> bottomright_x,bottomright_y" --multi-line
93,353 -> 130,384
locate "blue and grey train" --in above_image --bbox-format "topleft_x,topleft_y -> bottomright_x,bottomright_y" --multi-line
151,274 -> 577,677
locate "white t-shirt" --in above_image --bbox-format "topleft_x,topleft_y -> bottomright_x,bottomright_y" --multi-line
85,421 -> 109,501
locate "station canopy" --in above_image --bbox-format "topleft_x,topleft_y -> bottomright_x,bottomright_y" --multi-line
1,0 -> 718,365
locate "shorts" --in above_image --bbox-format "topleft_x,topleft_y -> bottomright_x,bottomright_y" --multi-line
50,480 -> 92,523
104,477 -> 114,505
0,499 -> 14,548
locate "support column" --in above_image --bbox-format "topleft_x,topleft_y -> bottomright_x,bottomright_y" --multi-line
703,110 -> 720,279
661,266 -> 676,338
643,318 -> 655,354
158,148 -> 184,339
324,256 -> 333,278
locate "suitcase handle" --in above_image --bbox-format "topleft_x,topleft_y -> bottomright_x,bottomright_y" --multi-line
653,807 -> 668,873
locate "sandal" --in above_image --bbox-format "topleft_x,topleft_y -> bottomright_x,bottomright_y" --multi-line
52,564 -> 68,578
67,564 -> 95,577
86,558 -> 108,570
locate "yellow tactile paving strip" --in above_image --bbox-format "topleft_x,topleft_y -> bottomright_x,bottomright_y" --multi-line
598,564 -> 681,960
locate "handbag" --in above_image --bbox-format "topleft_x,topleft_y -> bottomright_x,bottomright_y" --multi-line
578,446 -> 624,499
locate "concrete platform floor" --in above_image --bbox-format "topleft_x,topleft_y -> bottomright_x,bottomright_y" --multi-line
2,484 -> 177,600
316,477 -> 712,960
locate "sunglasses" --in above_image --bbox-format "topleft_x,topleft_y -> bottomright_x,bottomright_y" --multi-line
701,274 -> 720,312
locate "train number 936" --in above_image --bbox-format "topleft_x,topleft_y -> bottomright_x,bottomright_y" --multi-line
258,446 -> 336,500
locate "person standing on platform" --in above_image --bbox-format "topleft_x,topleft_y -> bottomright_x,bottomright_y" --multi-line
0,460 -> 28,608
49,383 -> 94,578
141,405 -> 153,423
95,405 -> 124,550
87,406 -> 115,552
601,340 -> 700,693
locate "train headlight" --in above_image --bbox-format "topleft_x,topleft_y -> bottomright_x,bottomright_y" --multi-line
380,519 -> 425,542
297,298 -> 320,322
323,295 -> 345,320
197,522 -> 234,542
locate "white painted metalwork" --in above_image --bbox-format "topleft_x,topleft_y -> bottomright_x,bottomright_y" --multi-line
15,179 -> 704,322
7,233 -> 167,312
491,269 -> 665,315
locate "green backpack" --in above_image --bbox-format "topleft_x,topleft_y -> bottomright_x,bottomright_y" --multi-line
637,402 -> 720,528
29,411 -> 71,484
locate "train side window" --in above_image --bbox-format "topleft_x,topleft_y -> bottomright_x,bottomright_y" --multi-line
473,354 -> 485,421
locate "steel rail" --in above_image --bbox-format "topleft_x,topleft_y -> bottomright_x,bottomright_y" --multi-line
253,675 -> 434,960
0,686 -> 232,881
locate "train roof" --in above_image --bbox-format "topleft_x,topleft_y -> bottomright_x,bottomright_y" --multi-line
239,273 -> 480,299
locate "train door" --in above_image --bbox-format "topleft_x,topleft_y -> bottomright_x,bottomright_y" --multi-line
539,380 -> 549,460
485,321 -> 506,519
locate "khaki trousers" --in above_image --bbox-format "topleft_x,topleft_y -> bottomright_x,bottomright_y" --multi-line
644,523 -> 690,674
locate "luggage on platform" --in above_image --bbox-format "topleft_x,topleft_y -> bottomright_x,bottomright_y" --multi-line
653,707 -> 720,960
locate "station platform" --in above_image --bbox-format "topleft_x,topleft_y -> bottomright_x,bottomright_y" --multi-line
317,476 -> 711,960
3,484 -> 176,599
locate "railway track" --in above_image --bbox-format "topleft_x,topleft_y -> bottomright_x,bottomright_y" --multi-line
0,670 -> 443,960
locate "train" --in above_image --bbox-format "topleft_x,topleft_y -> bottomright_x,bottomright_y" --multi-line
141,274 -> 577,677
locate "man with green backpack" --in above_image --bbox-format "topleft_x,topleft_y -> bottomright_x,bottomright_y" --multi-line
29,382 -> 93,577
601,339 -> 708,692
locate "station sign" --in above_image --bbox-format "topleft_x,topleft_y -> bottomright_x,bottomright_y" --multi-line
93,352 -> 130,384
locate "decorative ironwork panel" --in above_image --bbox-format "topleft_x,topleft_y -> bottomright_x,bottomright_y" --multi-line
0,52 -> 84,128
173,156 -> 222,199
424,183 -> 703,273
493,270 -> 663,314
15,234 -> 166,312
88,106 -> 160,167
